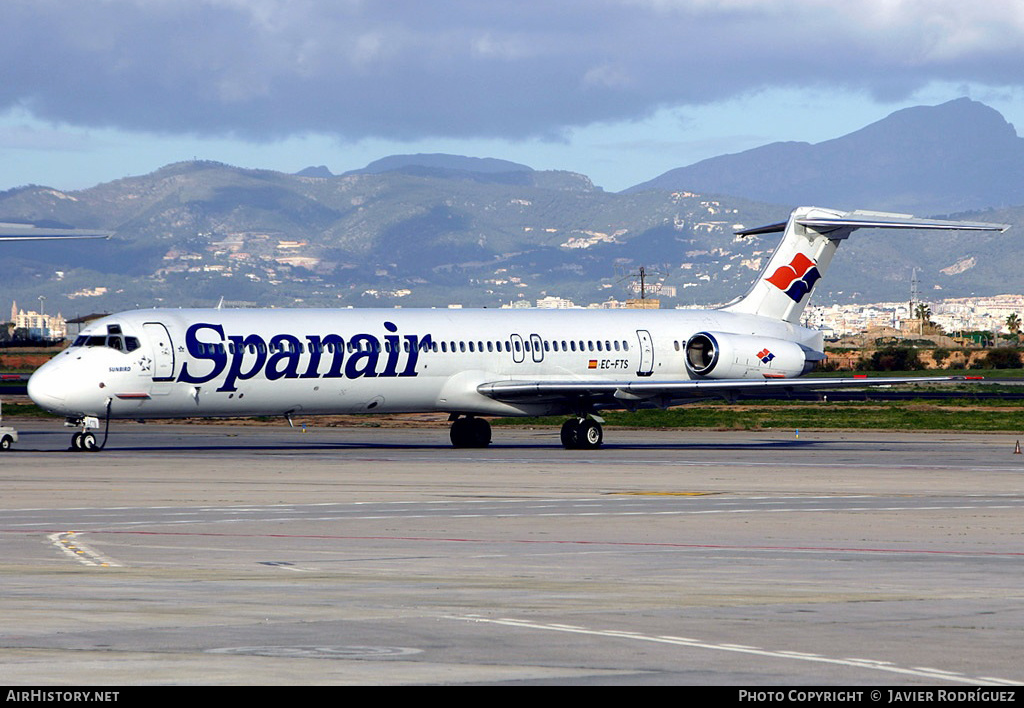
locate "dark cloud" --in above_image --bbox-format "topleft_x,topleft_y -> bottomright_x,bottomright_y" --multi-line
2,1 -> 1020,141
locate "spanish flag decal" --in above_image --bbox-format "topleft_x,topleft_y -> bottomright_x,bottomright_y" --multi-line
588,360 -> 598,369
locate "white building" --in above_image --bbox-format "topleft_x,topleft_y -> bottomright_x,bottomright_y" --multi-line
10,301 -> 67,340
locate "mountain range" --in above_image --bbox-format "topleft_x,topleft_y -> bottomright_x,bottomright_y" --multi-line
1,98 -> 1022,318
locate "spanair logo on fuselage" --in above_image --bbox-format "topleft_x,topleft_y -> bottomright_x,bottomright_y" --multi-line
176,321 -> 432,393
765,253 -> 821,302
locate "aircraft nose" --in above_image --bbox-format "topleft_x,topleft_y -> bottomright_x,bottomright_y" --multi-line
27,362 -> 69,413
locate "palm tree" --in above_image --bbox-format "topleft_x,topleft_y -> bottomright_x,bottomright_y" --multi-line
1006,313 -> 1021,336
913,303 -> 934,335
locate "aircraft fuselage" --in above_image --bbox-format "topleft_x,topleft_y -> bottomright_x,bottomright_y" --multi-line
28,307 -> 818,421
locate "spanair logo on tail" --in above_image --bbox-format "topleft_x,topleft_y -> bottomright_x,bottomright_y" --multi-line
765,253 -> 821,302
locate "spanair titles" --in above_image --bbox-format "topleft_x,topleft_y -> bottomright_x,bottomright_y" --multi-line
177,321 -> 433,392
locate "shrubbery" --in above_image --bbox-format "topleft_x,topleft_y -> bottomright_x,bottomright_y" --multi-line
856,347 -> 925,371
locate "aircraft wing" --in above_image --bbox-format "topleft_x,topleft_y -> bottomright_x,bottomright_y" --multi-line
0,224 -> 112,241
478,375 -> 979,408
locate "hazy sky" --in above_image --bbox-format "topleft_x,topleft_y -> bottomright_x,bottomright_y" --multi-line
3,1 -> 1024,193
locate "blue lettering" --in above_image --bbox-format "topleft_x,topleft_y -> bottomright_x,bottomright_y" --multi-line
178,323 -> 227,384
176,322 -> 429,389
300,335 -> 323,379
344,334 -> 380,379
320,334 -> 346,378
400,334 -> 432,377
266,334 -> 302,380
220,334 -> 267,392
380,321 -> 401,377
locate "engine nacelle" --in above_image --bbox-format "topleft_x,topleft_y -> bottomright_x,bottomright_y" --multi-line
684,331 -> 821,379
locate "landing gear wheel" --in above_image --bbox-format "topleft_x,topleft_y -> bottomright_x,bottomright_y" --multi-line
579,419 -> 603,449
561,418 -> 603,450
70,431 -> 99,452
80,432 -> 98,451
560,419 -> 580,448
450,416 -> 491,448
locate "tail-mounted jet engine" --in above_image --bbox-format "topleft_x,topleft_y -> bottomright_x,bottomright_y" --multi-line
684,331 -> 822,379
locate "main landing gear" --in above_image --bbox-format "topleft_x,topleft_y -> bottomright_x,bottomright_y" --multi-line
449,414 -> 492,448
560,417 -> 603,450
449,414 -> 604,449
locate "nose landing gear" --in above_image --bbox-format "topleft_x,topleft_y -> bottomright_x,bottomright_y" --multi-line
70,430 -> 99,451
67,400 -> 112,452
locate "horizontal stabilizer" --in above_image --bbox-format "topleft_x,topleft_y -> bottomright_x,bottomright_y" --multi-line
736,210 -> 1010,238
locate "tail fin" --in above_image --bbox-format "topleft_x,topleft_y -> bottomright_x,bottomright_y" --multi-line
722,206 -> 1010,323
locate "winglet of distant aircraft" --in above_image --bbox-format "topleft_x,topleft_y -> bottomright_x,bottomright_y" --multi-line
0,223 -> 112,241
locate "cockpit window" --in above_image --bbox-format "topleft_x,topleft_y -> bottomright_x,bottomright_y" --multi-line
71,326 -> 136,353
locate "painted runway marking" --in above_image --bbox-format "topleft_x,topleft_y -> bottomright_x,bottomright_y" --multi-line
455,616 -> 1020,685
48,532 -> 122,568
22,527 -> 1024,560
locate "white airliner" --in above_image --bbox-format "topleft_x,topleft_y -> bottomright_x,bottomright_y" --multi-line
26,206 -> 1009,451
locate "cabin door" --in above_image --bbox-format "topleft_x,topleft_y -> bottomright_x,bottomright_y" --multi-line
636,329 -> 654,377
143,322 -> 176,381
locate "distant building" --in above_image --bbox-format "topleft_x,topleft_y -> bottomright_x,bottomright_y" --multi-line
625,298 -> 660,309
10,301 -> 67,341
536,296 -> 577,309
